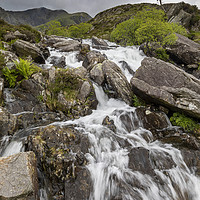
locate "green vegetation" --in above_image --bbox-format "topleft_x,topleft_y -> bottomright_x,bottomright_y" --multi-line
46,69 -> 80,112
68,23 -> 93,38
170,112 -> 200,133
0,53 -> 6,69
2,58 -> 40,87
155,47 -> 170,62
36,20 -> 68,37
133,95 -> 146,107
110,7 -> 187,46
188,31 -> 200,43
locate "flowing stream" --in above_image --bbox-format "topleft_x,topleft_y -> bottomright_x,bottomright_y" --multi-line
1,40 -> 200,200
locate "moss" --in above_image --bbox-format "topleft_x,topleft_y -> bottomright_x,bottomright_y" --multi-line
133,94 -> 146,107
155,48 -> 170,62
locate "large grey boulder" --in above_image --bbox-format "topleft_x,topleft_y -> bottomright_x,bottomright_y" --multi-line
53,40 -> 81,52
12,39 -> 45,64
131,57 -> 200,119
102,60 -> 133,105
166,34 -> 200,68
0,151 -> 39,200
44,35 -> 70,46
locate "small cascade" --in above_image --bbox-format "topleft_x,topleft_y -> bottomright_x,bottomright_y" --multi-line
1,38 -> 200,200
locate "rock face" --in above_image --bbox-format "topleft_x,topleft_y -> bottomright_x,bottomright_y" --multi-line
12,39 -> 46,64
0,151 -> 38,200
27,125 -> 91,199
102,60 -> 133,105
166,34 -> 200,68
131,57 -> 200,119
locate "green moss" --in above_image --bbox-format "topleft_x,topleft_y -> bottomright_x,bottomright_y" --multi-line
155,48 -> 170,62
133,95 -> 146,107
170,112 -> 200,133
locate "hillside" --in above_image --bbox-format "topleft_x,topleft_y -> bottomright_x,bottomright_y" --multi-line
88,2 -> 200,39
0,7 -> 92,26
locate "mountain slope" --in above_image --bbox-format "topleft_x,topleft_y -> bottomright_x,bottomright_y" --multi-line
87,2 -> 200,39
0,7 -> 91,26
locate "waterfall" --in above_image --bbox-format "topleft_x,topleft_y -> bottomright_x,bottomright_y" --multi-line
1,39 -> 200,200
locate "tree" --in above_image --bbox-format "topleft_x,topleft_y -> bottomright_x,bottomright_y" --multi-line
68,23 -> 92,38
110,7 -> 187,47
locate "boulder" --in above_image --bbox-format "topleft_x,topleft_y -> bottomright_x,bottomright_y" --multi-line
82,51 -> 107,71
50,55 -> 66,68
0,151 -> 39,200
27,125 -> 90,199
119,61 -> 135,75
53,40 -> 81,52
77,44 -> 90,62
12,39 -> 45,64
3,31 -> 27,42
92,36 -> 108,47
131,57 -> 200,119
102,60 -> 133,105
166,34 -> 200,68
89,63 -> 105,85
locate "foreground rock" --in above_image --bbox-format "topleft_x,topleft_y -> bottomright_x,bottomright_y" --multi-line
12,39 -> 46,64
27,125 -> 91,199
131,57 -> 200,119
0,152 -> 38,200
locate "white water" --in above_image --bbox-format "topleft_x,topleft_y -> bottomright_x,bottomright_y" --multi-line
1,39 -> 200,200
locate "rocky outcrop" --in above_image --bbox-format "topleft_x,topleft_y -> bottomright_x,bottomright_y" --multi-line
83,50 -> 107,71
50,55 -> 66,68
4,30 -> 27,42
0,151 -> 38,200
27,125 -> 90,199
166,34 -> 200,68
12,39 -> 46,64
131,57 -> 200,119
102,60 -> 133,105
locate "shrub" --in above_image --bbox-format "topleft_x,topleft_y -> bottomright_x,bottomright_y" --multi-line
68,23 -> 93,38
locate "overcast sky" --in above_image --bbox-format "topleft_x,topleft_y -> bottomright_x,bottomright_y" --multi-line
0,0 -> 199,17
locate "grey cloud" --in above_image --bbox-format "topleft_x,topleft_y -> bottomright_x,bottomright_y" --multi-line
0,0 -> 199,17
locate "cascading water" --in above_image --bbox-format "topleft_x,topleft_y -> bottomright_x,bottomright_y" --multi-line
1,39 -> 200,200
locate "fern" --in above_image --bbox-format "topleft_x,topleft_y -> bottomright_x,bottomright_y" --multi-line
2,67 -> 17,87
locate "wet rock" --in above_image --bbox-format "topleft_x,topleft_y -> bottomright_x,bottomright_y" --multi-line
65,167 -> 91,200
129,147 -> 176,175
166,33 -> 200,67
119,61 -> 135,75
92,36 -> 108,47
135,107 -> 170,134
12,39 -> 45,64
0,106 -> 17,138
102,60 -> 133,105
27,125 -> 90,199
0,151 -> 39,200
71,66 -> 89,79
3,80 -> 47,114
77,44 -> 91,62
83,50 -> 107,71
90,63 -> 105,85
102,116 -> 116,133
131,57 -> 200,119
0,78 -> 4,102
53,39 -> 81,52
78,80 -> 93,101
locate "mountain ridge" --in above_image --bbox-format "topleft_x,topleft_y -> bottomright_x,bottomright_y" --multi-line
0,6 -> 92,26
